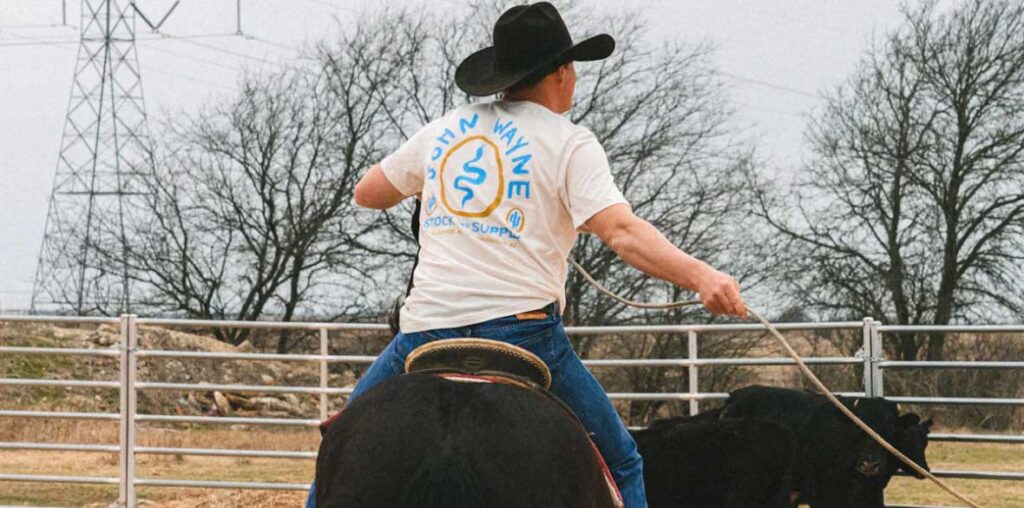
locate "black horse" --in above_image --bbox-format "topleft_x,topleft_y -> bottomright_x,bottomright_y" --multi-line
315,372 -> 621,508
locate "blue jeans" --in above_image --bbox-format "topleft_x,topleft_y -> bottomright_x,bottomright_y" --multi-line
306,312 -> 647,508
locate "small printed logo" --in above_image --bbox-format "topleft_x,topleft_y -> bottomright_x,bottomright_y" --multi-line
425,193 -> 438,215
506,207 -> 526,233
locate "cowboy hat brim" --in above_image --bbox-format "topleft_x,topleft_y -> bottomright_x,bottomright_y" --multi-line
455,33 -> 615,97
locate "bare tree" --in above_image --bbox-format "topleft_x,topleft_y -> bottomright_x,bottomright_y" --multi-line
121,39 -> 400,347
755,0 -> 1024,360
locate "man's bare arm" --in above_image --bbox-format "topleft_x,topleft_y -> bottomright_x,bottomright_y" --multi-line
354,165 -> 407,209
584,203 -> 747,318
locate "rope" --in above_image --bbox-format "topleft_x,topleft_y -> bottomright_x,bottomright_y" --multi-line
569,258 -> 701,309
568,257 -> 983,508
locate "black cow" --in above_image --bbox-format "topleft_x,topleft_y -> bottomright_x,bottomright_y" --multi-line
891,414 -> 932,477
720,385 -> 930,508
851,415 -> 934,506
633,412 -> 796,508
315,373 -> 620,508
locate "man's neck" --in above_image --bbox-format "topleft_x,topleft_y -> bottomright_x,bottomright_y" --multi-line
502,89 -> 561,113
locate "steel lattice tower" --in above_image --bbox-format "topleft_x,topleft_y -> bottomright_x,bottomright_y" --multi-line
31,0 -> 154,315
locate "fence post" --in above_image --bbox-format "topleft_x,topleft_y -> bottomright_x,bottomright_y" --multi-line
116,314 -> 138,507
117,314 -> 129,506
126,314 -> 138,507
688,331 -> 699,415
319,327 -> 329,421
862,317 -> 874,397
870,320 -> 884,398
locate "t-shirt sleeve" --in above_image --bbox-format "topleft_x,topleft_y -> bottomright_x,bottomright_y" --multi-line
562,132 -> 629,229
379,125 -> 432,196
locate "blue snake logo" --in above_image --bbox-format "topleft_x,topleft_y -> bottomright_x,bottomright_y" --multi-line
453,145 -> 487,209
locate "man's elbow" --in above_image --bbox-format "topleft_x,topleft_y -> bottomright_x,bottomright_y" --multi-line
353,182 -> 390,209
353,182 -> 373,208
603,223 -> 635,255
597,220 -> 641,256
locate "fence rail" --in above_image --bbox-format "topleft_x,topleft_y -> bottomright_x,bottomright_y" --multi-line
1,314 -> 1021,507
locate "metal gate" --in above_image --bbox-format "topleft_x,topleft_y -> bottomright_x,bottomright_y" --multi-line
1,314 -> 1022,507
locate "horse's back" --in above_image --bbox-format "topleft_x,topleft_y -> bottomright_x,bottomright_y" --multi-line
316,373 -> 615,508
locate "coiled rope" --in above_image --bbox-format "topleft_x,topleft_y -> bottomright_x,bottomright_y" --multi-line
569,257 -> 983,508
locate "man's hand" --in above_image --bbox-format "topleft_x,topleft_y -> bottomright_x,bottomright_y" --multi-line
694,268 -> 747,319
586,204 -> 748,319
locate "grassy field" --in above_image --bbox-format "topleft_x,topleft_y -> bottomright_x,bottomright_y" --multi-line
1,423 -> 1021,507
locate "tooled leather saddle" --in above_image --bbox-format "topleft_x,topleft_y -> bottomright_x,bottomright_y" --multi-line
404,337 -> 552,389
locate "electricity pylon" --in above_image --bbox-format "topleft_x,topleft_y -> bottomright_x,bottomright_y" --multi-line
31,0 -> 155,315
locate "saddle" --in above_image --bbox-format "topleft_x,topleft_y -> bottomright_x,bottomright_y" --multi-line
404,338 -> 552,389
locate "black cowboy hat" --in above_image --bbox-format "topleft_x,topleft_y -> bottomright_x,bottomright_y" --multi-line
455,2 -> 615,96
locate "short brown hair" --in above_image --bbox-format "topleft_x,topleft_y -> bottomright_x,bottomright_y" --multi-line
505,57 -> 572,93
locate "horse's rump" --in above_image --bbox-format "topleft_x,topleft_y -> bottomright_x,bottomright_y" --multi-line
315,373 -> 619,508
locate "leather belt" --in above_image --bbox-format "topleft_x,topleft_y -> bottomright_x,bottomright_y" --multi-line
515,301 -> 560,320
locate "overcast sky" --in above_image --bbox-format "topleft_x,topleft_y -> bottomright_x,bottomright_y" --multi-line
0,0 -> 909,311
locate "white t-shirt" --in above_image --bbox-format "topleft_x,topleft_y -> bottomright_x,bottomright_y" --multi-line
380,99 -> 628,333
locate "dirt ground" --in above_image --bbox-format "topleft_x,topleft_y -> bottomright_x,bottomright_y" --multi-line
1,428 -> 1022,507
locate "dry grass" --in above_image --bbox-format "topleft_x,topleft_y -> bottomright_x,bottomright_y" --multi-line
0,420 -> 316,507
2,421 -> 1022,507
884,440 -> 1024,507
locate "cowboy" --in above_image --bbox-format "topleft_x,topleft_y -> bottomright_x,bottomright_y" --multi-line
307,3 -> 747,506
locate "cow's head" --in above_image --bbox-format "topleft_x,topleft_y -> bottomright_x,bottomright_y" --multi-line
852,433 -> 887,477
849,398 -> 901,477
887,413 -> 933,479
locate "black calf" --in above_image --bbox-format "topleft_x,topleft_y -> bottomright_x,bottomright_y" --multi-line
633,413 -> 796,508
720,385 -> 931,508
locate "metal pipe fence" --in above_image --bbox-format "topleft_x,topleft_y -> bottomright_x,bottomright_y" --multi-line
0,315 -> 1021,507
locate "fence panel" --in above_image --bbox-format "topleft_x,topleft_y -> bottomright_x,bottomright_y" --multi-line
0,315 -> 1021,508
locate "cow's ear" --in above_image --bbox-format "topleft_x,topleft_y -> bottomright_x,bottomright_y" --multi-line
922,418 -> 933,429
899,413 -> 921,427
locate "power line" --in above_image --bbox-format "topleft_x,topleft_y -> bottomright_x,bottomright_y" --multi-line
0,38 -> 79,47
0,27 -> 76,44
735,101 -> 809,118
145,65 -> 237,91
156,32 -> 288,68
0,23 -> 76,30
140,44 -> 245,72
282,0 -> 355,12
243,34 -> 303,54
0,32 -> 237,48
719,70 -> 827,100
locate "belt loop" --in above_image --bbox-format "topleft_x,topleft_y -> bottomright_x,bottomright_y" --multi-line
546,301 -> 560,317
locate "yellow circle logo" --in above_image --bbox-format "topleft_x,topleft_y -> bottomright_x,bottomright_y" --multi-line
439,135 -> 504,218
